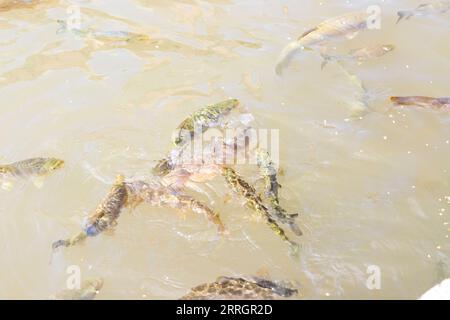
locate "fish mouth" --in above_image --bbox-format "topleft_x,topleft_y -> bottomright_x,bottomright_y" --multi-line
51,159 -> 65,170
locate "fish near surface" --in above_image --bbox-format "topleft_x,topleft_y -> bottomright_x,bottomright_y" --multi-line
390,96 -> 450,109
56,20 -> 150,44
52,175 -> 130,250
321,44 -> 395,69
256,148 -> 302,236
0,157 -> 64,177
125,177 -> 226,234
180,276 -> 298,300
51,278 -> 103,300
0,157 -> 64,189
275,11 -> 370,75
397,2 -> 450,23
173,98 -> 240,146
222,166 -> 299,256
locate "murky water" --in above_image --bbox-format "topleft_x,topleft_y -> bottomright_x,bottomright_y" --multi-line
0,0 -> 449,299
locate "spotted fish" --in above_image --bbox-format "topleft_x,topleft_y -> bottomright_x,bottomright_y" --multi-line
180,276 -> 298,300
0,157 -> 64,178
173,99 -> 240,146
222,166 -> 299,255
125,178 -> 226,234
256,149 -> 302,236
52,175 -> 129,249
0,157 -> 64,189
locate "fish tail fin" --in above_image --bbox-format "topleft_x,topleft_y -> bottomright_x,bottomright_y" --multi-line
285,213 -> 302,236
275,62 -> 284,76
396,11 -> 412,24
52,239 -> 68,251
275,41 -> 304,76
288,240 -> 300,258
288,221 -> 303,236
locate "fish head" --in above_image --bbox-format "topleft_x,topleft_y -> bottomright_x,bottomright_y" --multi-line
0,166 -> 10,174
152,158 -> 173,176
173,136 -> 185,146
45,158 -> 65,172
221,98 -> 240,110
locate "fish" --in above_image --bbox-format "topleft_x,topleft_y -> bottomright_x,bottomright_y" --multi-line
0,157 -> 64,177
397,1 -> 450,23
52,175 -> 130,249
0,157 -> 64,189
56,19 -> 150,43
180,276 -> 298,300
390,96 -> 450,109
321,44 -> 395,69
173,99 -> 240,146
275,11 -> 370,74
51,278 -> 103,300
222,166 -> 299,255
125,178 -> 226,234
256,149 -> 302,236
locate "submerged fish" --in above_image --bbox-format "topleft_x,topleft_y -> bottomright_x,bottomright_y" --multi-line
52,175 -> 130,249
56,20 -> 150,43
0,157 -> 64,178
173,99 -> 240,146
321,44 -> 395,69
222,166 -> 299,255
275,11 -> 370,74
180,276 -> 298,300
390,96 -> 450,109
256,149 -> 302,236
397,2 -> 450,23
0,157 -> 64,189
51,278 -> 103,300
125,178 -> 226,234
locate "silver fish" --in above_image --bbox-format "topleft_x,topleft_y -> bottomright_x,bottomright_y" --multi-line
397,1 -> 450,23
321,44 -> 395,69
275,11 -> 370,74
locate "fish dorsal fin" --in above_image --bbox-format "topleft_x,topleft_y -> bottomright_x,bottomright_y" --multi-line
298,27 -> 318,40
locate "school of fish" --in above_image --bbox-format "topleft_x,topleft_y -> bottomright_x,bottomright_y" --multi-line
1,1 -> 449,300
